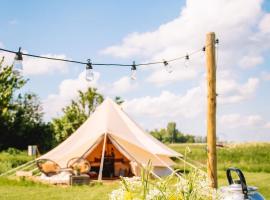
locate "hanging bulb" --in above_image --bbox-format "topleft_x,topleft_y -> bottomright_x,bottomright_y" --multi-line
202,46 -> 206,52
215,38 -> 219,48
163,60 -> 172,73
85,59 -> 94,82
184,54 -> 189,67
201,46 -> 206,61
131,61 -> 136,80
13,47 -> 23,75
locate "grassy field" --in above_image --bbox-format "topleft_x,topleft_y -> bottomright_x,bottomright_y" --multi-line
0,143 -> 269,199
0,178 -> 119,200
169,143 -> 270,199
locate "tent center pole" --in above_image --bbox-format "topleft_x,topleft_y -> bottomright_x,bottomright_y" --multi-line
98,133 -> 107,181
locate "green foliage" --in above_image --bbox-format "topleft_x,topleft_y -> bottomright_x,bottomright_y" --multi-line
170,143 -> 270,173
150,122 -> 195,143
0,149 -> 33,174
0,58 -> 54,152
0,58 -> 27,119
52,88 -> 104,143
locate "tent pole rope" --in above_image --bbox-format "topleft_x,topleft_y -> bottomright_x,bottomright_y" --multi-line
108,135 -> 161,180
0,160 -> 35,177
151,153 -> 185,181
176,156 -> 206,175
98,133 -> 107,181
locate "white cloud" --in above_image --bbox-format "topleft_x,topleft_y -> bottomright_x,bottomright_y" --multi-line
43,72 -> 100,119
101,0 -> 268,85
39,0 -> 270,141
123,86 -> 205,120
23,54 -> 69,75
259,13 -> 270,34
146,66 -> 198,86
264,122 -> 270,129
238,55 -> 263,69
220,114 -> 264,128
261,71 -> 270,81
42,74 -> 138,119
217,77 -> 259,104
108,76 -> 138,94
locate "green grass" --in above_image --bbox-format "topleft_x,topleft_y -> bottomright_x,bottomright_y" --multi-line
0,143 -> 269,199
169,143 -> 270,199
169,143 -> 270,172
0,178 -> 119,200
0,149 -> 33,174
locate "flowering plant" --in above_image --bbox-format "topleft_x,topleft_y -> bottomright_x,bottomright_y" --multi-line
110,162 -> 219,200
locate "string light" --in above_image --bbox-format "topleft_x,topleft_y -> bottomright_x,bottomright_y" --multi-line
163,60 -> 172,73
85,59 -> 94,81
184,54 -> 189,67
0,39 -> 219,80
215,39 -> 219,47
202,46 -> 206,52
13,47 -> 23,75
131,61 -> 136,80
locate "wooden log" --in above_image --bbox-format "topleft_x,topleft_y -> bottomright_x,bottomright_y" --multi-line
206,32 -> 218,188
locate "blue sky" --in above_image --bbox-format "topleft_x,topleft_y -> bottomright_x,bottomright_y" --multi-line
1,0 -> 270,141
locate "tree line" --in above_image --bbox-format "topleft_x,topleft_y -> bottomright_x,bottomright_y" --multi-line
150,122 -> 206,144
0,59 -> 204,152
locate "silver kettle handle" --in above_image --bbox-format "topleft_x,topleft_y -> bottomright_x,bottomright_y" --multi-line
226,167 -> 249,199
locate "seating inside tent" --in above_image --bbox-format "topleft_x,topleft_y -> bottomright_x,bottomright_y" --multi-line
84,136 -> 134,179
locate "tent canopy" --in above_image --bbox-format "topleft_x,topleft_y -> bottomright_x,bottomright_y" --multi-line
38,98 -> 182,175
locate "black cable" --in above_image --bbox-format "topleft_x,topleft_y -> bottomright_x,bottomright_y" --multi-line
0,40 -> 218,68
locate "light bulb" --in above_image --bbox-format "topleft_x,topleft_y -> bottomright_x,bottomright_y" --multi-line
215,38 -> 219,48
184,54 -> 189,67
13,47 -> 23,75
163,60 -> 172,73
131,61 -> 136,80
85,59 -> 94,82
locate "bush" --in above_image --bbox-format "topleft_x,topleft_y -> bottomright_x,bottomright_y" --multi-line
0,149 -> 33,174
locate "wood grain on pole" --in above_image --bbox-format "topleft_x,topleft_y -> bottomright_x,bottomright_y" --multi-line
206,32 -> 217,188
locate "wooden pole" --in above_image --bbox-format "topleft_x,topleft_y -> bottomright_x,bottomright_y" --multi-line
206,32 -> 217,188
98,133 -> 107,181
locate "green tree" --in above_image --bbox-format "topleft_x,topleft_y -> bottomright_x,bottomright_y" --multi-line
0,58 -> 26,119
9,93 -> 54,151
167,122 -> 177,143
150,122 -> 196,144
52,88 -> 104,143
150,129 -> 164,141
0,58 -> 53,151
0,58 -> 27,149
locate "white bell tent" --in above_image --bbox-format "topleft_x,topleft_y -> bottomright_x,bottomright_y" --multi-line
38,98 -> 182,179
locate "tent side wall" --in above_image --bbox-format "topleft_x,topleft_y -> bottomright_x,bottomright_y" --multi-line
153,167 -> 172,177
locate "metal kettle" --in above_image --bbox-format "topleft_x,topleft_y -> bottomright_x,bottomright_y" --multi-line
220,167 -> 265,200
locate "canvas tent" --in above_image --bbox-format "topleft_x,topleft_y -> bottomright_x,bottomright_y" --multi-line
38,98 -> 182,179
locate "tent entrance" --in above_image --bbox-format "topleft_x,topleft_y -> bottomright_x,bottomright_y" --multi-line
84,135 -> 133,179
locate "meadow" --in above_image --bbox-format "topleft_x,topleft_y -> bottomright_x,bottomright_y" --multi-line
0,143 -> 269,199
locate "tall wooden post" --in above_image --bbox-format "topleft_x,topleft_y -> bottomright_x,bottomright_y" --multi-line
206,32 -> 217,188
